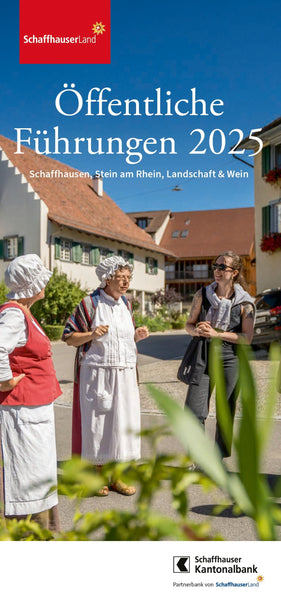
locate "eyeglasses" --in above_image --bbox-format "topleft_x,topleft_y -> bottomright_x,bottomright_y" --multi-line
115,275 -> 133,282
212,263 -> 235,272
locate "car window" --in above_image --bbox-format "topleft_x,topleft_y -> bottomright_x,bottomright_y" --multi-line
256,292 -> 281,310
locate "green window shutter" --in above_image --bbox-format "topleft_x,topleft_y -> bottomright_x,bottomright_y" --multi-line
262,205 -> 271,236
72,241 -> 82,263
91,247 -> 100,265
0,239 -> 3,259
118,249 -> 122,257
55,238 -> 61,259
262,145 -> 271,176
153,259 -> 158,274
17,237 -> 24,256
129,253 -> 134,265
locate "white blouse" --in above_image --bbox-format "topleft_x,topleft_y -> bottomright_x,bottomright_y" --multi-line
82,289 -> 137,368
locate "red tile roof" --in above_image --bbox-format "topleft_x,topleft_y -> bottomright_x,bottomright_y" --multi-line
160,208 -> 254,258
0,134 -> 171,255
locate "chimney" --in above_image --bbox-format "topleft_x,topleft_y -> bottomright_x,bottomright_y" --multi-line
92,174 -> 103,197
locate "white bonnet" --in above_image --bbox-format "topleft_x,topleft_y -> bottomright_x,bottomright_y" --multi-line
5,254 -> 52,299
96,255 -> 133,288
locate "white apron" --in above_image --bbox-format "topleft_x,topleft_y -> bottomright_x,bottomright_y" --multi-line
0,404 -> 58,516
79,290 -> 140,464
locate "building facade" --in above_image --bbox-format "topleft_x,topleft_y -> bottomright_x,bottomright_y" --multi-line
0,135 -> 171,314
130,208 -> 256,304
238,117 -> 281,294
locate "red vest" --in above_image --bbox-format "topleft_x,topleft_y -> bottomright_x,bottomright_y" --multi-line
0,302 -> 62,406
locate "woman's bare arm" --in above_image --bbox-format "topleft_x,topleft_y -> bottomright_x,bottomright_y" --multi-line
185,289 -> 203,337
65,325 -> 109,347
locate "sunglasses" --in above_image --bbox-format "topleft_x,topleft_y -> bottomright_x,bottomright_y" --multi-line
212,263 -> 235,272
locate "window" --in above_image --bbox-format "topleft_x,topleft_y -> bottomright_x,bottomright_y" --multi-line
136,218 -> 147,229
60,239 -> 72,261
99,247 -> 114,259
193,264 -> 209,278
0,236 -> 24,260
6,237 -> 18,259
275,144 -> 281,169
180,230 -> 188,238
81,245 -> 91,265
165,263 -> 175,273
118,250 -> 134,264
146,257 -> 158,275
262,143 -> 281,175
165,263 -> 175,280
54,238 -> 116,265
172,230 -> 179,238
262,201 -> 281,235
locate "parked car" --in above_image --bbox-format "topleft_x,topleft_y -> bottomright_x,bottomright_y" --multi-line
252,288 -> 281,349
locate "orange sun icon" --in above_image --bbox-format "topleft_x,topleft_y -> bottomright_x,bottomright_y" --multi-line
92,22 -> 106,35
257,575 -> 264,582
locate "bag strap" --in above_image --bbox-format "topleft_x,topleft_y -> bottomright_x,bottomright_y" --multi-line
199,287 -> 209,320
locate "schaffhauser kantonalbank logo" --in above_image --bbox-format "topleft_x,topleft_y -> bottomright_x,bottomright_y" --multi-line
20,0 -> 110,64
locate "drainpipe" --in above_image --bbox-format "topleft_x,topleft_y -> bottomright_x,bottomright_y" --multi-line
233,154 -> 254,169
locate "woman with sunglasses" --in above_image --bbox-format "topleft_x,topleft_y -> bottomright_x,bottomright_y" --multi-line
184,251 -> 255,462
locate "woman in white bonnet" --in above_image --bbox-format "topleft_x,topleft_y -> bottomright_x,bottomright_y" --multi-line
63,255 -> 149,496
0,254 -> 61,529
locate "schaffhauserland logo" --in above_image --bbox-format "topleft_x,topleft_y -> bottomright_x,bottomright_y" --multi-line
20,0 -> 110,64
92,22 -> 106,35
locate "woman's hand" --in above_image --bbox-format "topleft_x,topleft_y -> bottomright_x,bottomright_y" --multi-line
196,321 -> 220,338
92,325 -> 109,339
0,373 -> 26,392
135,326 -> 149,343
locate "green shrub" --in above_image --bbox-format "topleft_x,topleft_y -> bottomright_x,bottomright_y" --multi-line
171,314 -> 187,329
42,325 -> 64,340
31,268 -> 87,326
0,281 -> 8,305
134,313 -> 172,332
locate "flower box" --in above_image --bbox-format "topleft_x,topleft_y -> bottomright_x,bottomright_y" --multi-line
264,168 -> 281,185
260,232 -> 281,253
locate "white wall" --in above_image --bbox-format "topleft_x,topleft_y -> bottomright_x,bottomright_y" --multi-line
0,149 -> 166,304
154,213 -> 171,245
254,150 -> 281,293
0,151 -> 44,280
48,224 -> 165,294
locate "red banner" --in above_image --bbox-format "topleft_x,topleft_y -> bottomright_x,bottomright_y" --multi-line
19,0 -> 110,64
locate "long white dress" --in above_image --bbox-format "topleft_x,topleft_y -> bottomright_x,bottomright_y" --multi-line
0,307 -> 58,516
79,289 -> 141,464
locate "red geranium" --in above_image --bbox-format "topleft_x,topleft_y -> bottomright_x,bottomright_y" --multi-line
260,232 -> 281,253
265,168 -> 281,184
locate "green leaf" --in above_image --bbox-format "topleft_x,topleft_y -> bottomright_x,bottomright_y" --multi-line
235,345 -> 259,507
147,384 -> 253,514
258,343 -> 281,452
